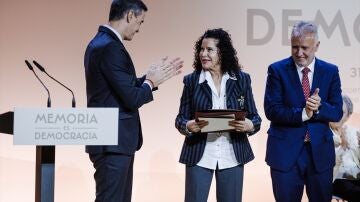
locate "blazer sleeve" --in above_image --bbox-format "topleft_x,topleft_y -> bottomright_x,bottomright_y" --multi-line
312,66 -> 343,122
100,43 -> 153,111
243,73 -> 261,136
175,75 -> 194,136
264,65 -> 304,126
137,75 -> 158,91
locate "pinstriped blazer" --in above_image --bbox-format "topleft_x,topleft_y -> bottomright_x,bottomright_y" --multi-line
175,70 -> 262,166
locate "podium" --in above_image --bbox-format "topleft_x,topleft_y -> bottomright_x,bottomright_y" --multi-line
0,111 -> 53,202
0,108 -> 118,202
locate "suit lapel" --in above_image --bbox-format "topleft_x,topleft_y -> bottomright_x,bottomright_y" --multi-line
311,58 -> 322,94
286,58 -> 305,101
226,72 -> 239,109
226,71 -> 252,110
199,80 -> 212,102
192,71 -> 212,111
226,72 -> 237,97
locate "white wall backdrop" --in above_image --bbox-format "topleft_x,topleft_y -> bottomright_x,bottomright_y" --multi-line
1,0 -> 359,201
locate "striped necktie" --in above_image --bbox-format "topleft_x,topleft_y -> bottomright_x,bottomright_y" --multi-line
302,67 -> 311,141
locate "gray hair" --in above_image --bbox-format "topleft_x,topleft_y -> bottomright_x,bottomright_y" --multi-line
342,95 -> 353,116
291,21 -> 318,41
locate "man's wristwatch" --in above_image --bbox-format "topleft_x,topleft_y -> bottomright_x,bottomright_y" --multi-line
312,109 -> 320,119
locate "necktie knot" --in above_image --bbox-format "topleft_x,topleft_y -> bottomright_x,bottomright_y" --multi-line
302,67 -> 310,75
301,66 -> 311,99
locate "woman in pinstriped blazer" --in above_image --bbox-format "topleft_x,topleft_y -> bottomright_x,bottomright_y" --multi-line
175,28 -> 261,202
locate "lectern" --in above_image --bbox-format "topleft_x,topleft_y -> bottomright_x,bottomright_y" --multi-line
0,111 -> 56,202
0,108 -> 118,202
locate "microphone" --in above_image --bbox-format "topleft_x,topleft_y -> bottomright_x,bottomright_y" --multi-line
25,60 -> 51,107
32,60 -> 76,108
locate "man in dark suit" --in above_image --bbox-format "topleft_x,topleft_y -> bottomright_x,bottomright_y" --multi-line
84,0 -> 183,201
264,21 -> 343,202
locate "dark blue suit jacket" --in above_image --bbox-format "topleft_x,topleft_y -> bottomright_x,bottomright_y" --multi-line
84,26 -> 154,155
264,57 -> 343,172
175,70 -> 262,166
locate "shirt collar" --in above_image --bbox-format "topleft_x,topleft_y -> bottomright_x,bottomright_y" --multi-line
198,70 -> 230,84
102,24 -> 123,43
295,57 -> 316,73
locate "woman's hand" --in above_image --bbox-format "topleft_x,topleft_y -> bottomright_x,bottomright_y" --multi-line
228,118 -> 254,133
186,119 -> 208,133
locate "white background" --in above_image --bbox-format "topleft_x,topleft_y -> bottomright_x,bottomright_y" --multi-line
1,0 -> 359,201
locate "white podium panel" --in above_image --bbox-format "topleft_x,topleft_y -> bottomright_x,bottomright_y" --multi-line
14,108 -> 118,145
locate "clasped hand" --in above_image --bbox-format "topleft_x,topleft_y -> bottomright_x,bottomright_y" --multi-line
305,88 -> 321,118
146,57 -> 183,87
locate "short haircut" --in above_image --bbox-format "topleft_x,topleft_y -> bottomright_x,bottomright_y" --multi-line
291,21 -> 318,41
342,95 -> 353,116
109,0 -> 148,21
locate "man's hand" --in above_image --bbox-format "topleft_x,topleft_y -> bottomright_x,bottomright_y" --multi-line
146,57 -> 183,87
305,88 -> 321,117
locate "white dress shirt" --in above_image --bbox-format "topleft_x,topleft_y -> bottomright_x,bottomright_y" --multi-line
295,58 -> 315,121
196,70 -> 239,170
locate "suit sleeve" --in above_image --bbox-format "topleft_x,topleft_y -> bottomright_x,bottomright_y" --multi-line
244,74 -> 261,136
100,43 -> 153,111
137,75 -> 146,85
137,75 -> 158,91
264,65 -> 303,126
312,66 -> 343,122
175,76 -> 194,136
